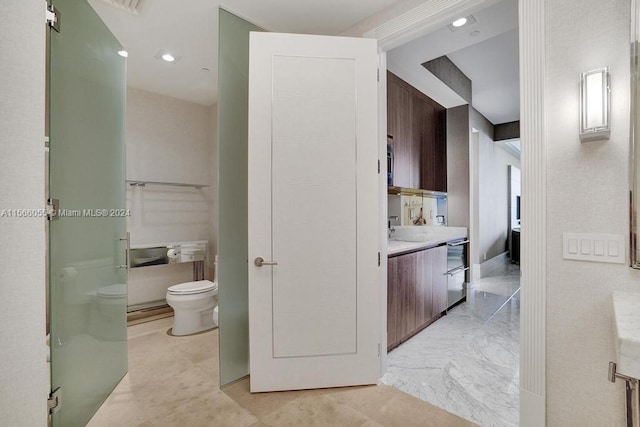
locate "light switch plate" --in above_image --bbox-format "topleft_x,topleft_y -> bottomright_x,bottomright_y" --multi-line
562,233 -> 625,264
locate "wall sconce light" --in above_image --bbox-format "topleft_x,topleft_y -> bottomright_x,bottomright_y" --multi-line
580,66 -> 610,142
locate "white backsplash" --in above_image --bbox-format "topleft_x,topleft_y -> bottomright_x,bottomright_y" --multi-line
388,193 -> 447,226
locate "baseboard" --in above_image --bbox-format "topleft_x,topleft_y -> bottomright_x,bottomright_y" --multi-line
520,388 -> 545,426
478,251 -> 510,278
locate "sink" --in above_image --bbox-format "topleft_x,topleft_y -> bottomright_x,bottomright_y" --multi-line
389,235 -> 433,243
612,291 -> 640,379
387,240 -> 406,250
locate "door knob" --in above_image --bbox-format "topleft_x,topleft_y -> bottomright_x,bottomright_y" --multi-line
254,257 -> 278,267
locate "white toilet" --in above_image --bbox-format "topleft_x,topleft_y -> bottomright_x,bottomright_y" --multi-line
90,283 -> 127,341
166,280 -> 217,336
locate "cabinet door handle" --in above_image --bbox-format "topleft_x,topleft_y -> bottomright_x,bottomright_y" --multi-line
447,240 -> 470,247
447,266 -> 469,276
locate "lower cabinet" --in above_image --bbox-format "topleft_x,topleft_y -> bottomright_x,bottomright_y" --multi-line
415,249 -> 433,329
387,245 -> 447,351
431,246 -> 448,316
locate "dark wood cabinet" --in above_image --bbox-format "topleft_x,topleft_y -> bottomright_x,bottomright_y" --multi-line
415,249 -> 433,328
387,72 -> 447,192
397,253 -> 417,339
387,245 -> 448,351
387,257 -> 399,350
387,74 -> 411,188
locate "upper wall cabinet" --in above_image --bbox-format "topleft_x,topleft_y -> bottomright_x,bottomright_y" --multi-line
387,72 -> 447,192
387,73 -> 411,188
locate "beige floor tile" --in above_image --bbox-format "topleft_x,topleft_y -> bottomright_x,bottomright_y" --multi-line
87,401 -> 149,427
133,364 -> 215,420
128,329 -> 175,358
150,390 -> 258,427
222,377 -> 325,418
194,356 -> 220,388
127,330 -> 196,385
128,346 -> 193,386
169,328 -> 219,364
128,316 -> 174,339
91,318 -> 476,427
328,384 -> 477,427
260,394 -> 372,427
87,375 -> 149,427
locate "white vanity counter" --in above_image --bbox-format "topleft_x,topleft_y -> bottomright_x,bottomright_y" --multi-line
387,226 -> 467,256
612,291 -> 640,379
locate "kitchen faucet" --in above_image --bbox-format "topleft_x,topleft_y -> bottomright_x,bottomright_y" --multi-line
388,216 -> 399,238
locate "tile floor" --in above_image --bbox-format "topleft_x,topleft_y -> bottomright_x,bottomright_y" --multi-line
382,262 -> 521,427
89,317 -> 477,426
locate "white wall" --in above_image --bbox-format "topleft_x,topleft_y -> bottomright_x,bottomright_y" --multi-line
0,1 -> 48,425
125,88 -> 217,306
545,0 -> 640,424
471,108 -> 521,264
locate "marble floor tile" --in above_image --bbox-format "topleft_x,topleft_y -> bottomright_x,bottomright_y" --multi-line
382,262 -> 521,427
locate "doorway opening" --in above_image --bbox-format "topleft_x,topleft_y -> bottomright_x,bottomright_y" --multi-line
381,0 -> 522,425
47,0 -> 532,424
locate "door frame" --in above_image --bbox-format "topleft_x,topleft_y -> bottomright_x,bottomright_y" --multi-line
365,1 -> 546,425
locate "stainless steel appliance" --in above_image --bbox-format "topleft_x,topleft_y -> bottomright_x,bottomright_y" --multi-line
446,239 -> 469,309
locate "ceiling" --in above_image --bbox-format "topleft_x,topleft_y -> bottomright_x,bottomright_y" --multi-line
88,0 -> 401,106
448,28 -> 519,124
387,0 -> 519,125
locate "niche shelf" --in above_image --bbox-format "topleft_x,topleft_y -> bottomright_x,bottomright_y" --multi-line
126,180 -> 209,189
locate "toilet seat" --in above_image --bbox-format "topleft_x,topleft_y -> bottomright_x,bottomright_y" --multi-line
167,280 -> 217,296
97,283 -> 126,299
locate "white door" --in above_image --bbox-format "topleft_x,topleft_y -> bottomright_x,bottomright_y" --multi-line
248,32 -> 380,392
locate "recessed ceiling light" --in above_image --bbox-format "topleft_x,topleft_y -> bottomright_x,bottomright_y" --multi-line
452,17 -> 467,27
154,49 -> 181,64
447,15 -> 476,32
118,50 -> 128,58
469,30 -> 480,37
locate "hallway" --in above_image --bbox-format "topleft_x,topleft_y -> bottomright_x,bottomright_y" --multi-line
382,262 -> 521,426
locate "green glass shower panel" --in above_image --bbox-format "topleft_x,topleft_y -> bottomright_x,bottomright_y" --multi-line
48,0 -> 127,425
217,9 -> 264,386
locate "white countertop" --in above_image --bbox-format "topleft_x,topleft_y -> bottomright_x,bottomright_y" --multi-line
387,226 -> 467,256
612,291 -> 640,379
131,240 -> 208,249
